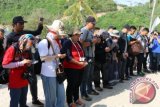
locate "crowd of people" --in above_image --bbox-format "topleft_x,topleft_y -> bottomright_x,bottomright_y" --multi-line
0,15 -> 160,107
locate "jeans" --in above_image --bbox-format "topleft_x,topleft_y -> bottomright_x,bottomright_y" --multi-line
80,58 -> 94,96
137,53 -> 144,73
151,53 -> 160,71
41,75 -> 65,107
10,86 -> 28,107
65,68 -> 83,105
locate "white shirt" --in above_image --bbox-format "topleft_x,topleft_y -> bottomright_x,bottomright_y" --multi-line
38,32 -> 60,77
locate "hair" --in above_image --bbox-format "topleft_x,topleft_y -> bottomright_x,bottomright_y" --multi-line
94,27 -> 100,30
130,26 -> 137,30
142,28 -> 149,32
0,29 -> 4,33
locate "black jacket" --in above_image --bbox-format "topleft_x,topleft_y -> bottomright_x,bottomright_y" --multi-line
5,23 -> 43,49
118,32 -> 128,54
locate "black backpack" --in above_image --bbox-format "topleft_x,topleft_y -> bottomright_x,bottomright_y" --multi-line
34,39 -> 51,75
0,68 -> 9,84
0,43 -> 18,84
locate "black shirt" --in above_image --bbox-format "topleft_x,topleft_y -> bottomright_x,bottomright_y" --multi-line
5,23 -> 43,49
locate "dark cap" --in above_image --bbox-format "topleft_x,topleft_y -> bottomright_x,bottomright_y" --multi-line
123,24 -> 130,30
86,16 -> 96,24
12,16 -> 27,24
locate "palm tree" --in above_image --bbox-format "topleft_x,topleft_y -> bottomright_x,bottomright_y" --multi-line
63,0 -> 97,28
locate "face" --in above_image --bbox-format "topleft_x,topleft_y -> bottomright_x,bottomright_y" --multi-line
14,22 -> 24,32
87,22 -> 95,30
23,40 -> 34,51
53,33 -> 59,39
122,28 -> 128,34
141,30 -> 149,36
129,29 -> 136,35
108,28 -> 114,33
72,34 -> 81,42
112,36 -> 119,43
0,31 -> 4,39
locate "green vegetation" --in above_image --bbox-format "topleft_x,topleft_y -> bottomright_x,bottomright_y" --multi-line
0,0 -> 117,37
1,0 -> 160,35
97,2 -> 160,30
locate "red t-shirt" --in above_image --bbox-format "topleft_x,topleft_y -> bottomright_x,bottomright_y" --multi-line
2,46 -> 28,88
63,42 -> 84,69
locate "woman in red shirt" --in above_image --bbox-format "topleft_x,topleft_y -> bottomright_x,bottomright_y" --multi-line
2,34 -> 35,107
61,28 -> 88,107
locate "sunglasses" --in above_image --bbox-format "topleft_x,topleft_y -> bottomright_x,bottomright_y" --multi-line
112,37 -> 118,39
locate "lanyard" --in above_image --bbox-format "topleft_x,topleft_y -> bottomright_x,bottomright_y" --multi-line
70,38 -> 84,58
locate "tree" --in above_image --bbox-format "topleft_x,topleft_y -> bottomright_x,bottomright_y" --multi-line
63,0 -> 97,30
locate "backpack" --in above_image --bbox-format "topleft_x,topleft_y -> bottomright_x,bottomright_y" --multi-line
0,68 -> 9,84
0,43 -> 18,84
34,39 -> 51,75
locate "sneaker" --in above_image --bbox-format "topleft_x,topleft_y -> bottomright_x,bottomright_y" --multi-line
81,94 -> 92,101
137,72 -> 145,76
32,100 -> 44,106
88,90 -> 99,95
119,80 -> 124,83
75,99 -> 85,107
124,77 -> 130,80
143,69 -> 151,73
69,103 -> 77,107
130,74 -> 136,76
95,87 -> 103,91
103,85 -> 113,89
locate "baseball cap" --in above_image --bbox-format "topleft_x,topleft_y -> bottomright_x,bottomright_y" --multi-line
86,16 -> 96,24
110,30 -> 120,38
13,16 -> 27,24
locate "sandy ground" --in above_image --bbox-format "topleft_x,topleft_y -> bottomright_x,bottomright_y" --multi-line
1,72 -> 160,107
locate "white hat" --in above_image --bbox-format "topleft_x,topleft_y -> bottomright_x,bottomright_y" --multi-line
46,20 -> 65,35
110,30 -> 120,38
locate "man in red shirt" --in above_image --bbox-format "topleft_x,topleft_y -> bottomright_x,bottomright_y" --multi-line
3,34 -> 35,107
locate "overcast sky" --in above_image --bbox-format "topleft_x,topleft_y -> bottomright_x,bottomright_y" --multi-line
113,0 -> 150,6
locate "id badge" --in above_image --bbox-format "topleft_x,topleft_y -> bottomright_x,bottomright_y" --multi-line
79,57 -> 85,62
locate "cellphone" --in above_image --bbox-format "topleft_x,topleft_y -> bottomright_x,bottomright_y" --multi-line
32,60 -> 38,64
39,17 -> 44,22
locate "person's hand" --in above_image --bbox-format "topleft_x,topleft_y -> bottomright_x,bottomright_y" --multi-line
92,38 -> 98,44
22,59 -> 32,65
123,53 -> 128,59
105,47 -> 111,52
78,61 -> 88,68
57,54 -> 66,59
124,53 -> 128,58
83,42 -> 91,47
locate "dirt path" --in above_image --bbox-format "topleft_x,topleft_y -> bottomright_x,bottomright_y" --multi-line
1,72 -> 160,107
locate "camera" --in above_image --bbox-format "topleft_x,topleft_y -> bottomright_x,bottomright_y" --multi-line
22,67 -> 34,84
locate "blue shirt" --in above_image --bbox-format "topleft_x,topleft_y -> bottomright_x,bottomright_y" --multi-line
151,36 -> 160,53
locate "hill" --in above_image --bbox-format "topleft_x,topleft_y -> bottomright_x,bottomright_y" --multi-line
97,2 -> 160,30
0,0 -> 117,24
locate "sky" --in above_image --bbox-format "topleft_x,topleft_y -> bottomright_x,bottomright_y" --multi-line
113,0 -> 150,6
